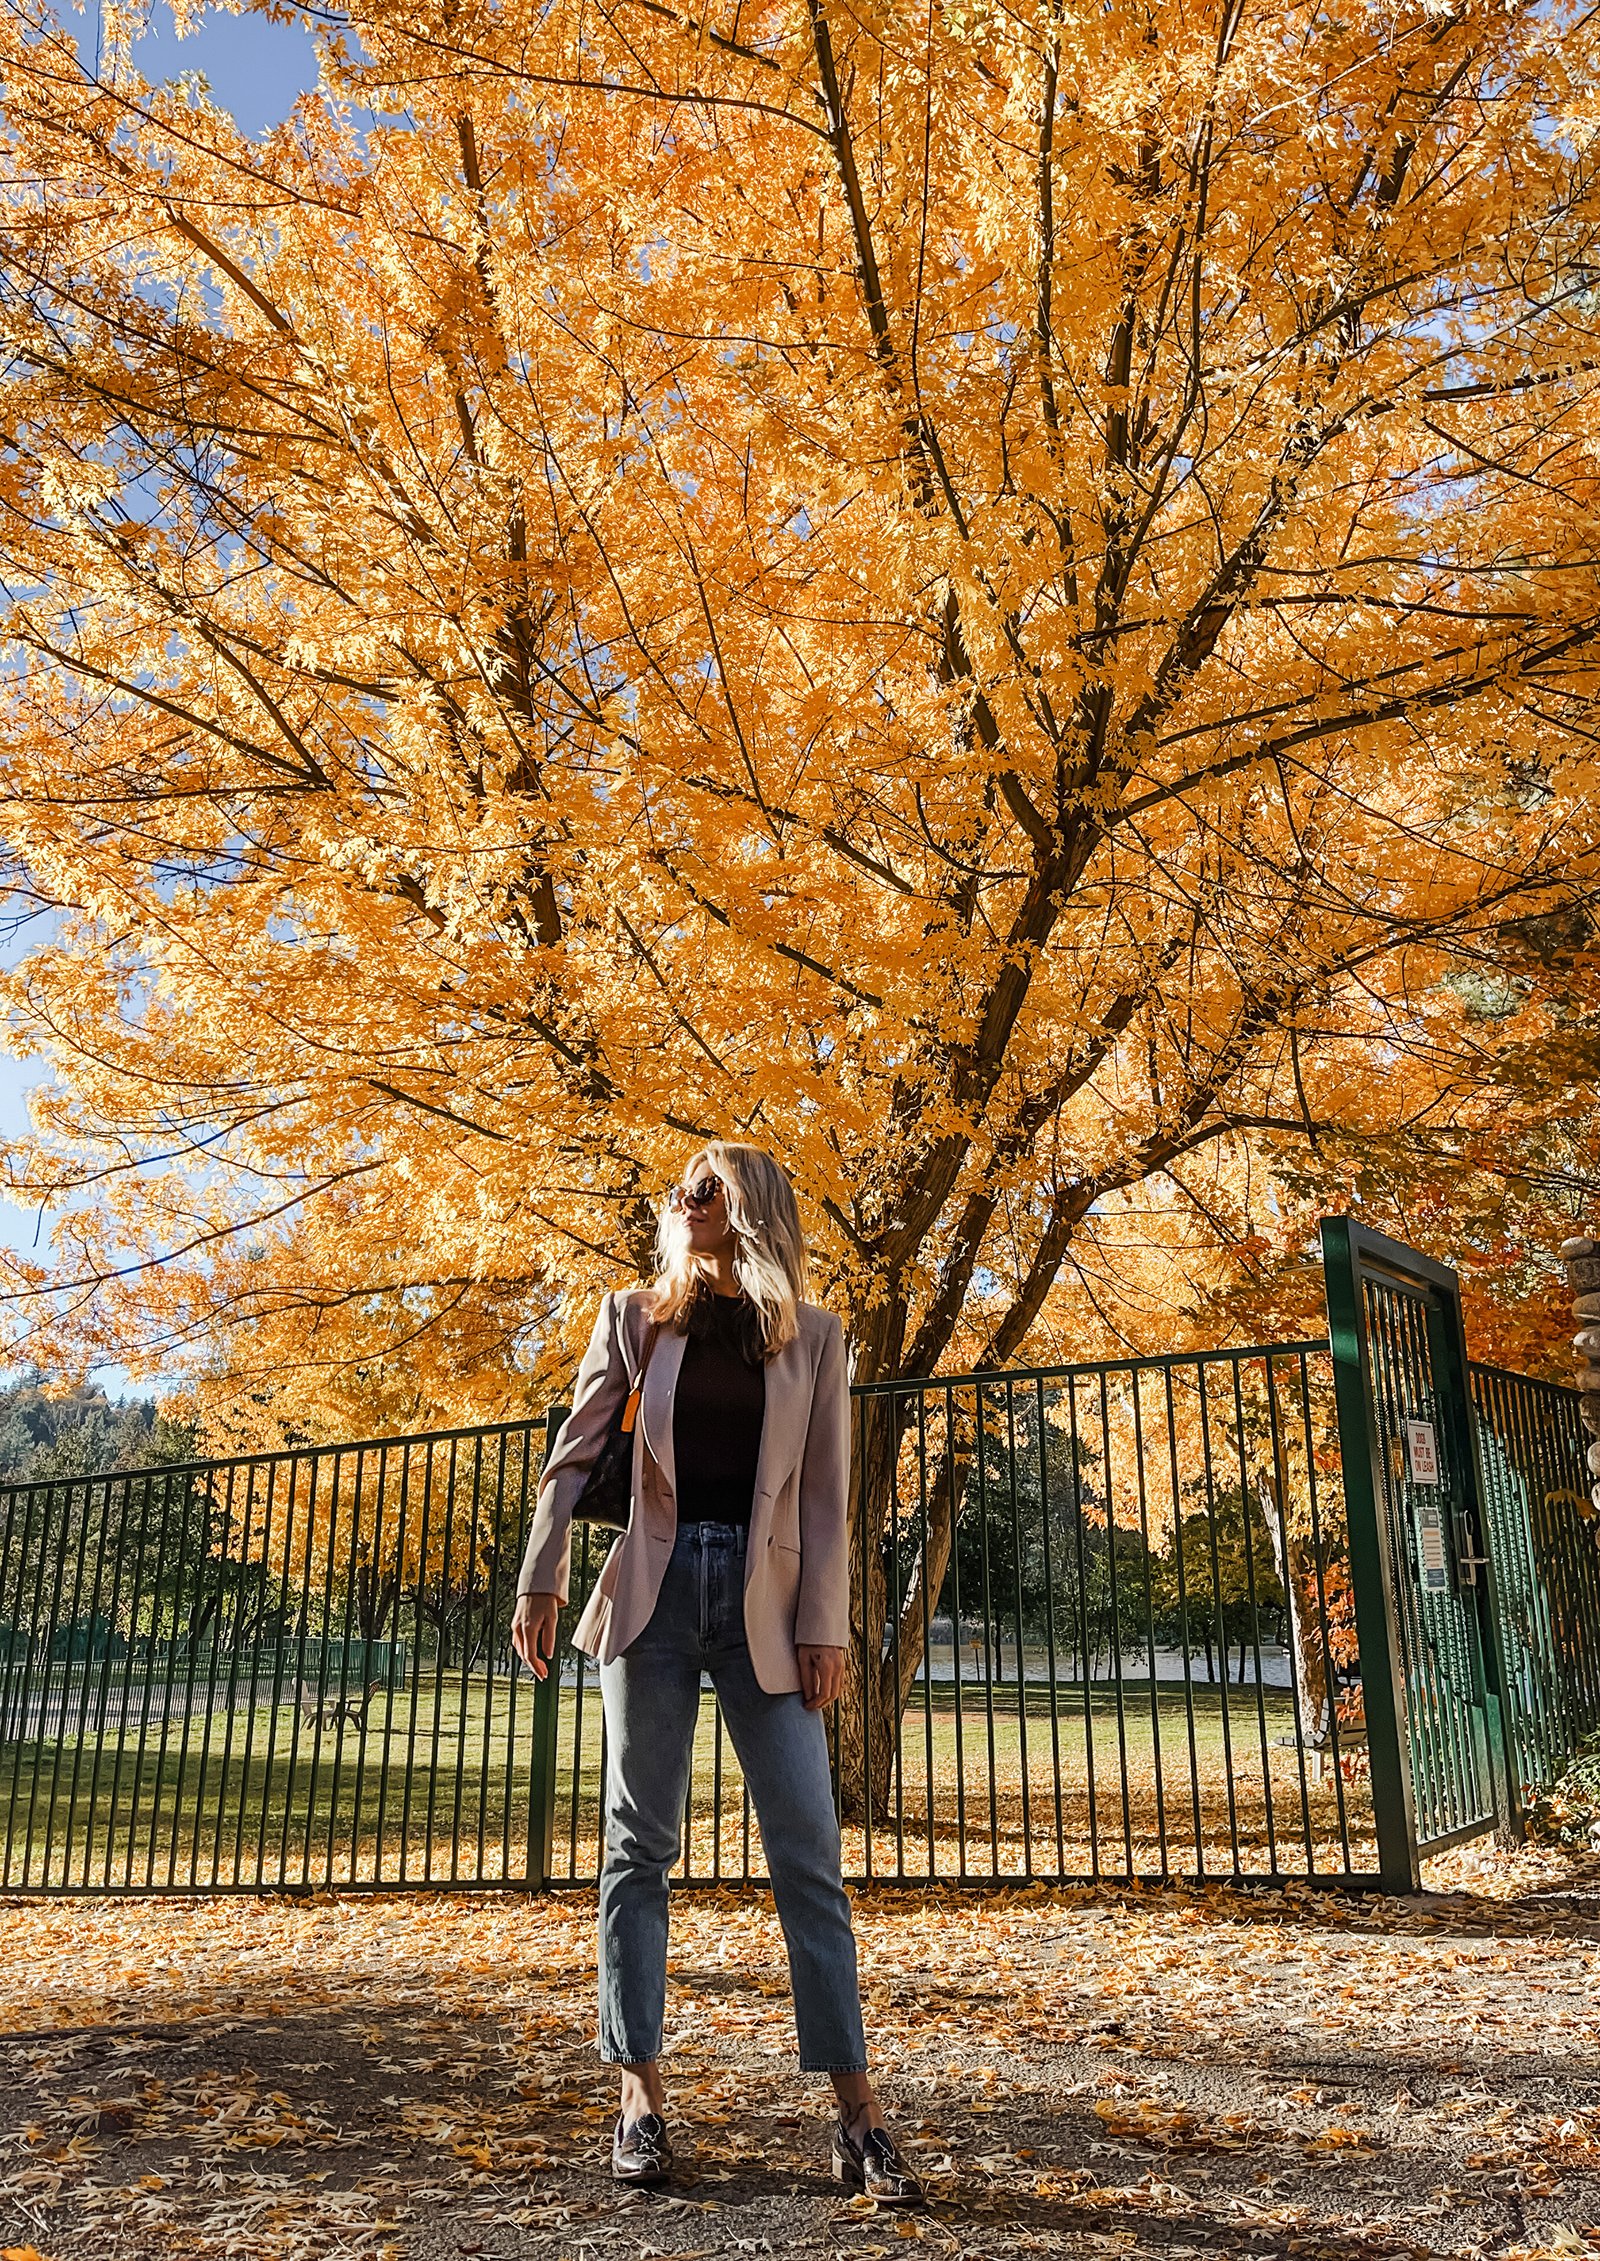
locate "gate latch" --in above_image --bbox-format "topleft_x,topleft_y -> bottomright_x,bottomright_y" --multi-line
1453,1512 -> 1489,1586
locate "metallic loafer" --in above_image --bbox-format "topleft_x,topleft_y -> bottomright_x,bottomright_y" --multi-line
612,2110 -> 673,2187
830,2117 -> 922,2205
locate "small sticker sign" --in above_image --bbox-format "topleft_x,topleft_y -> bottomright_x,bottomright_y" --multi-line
1416,1500 -> 1449,1590
1404,1419 -> 1439,1486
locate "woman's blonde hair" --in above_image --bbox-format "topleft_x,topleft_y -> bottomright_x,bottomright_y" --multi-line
650,1143 -> 809,1358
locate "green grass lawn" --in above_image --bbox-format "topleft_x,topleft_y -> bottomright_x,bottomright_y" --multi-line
0,1670 -> 1374,1891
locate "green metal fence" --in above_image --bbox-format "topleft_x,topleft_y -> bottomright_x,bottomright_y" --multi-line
0,1433 -> 542,1892
0,1234 -> 1595,1897
1471,1362 -> 1600,1796
0,1345 -> 1383,1894
553,1344 -> 1376,1890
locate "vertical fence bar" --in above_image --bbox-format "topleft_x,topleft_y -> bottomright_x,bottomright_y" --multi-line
1163,1369 -> 1206,1877
1196,1369 -> 1242,1872
1066,1378 -> 1096,1879
344,1447 -> 376,1888
208,1462 -> 249,1889
126,1469 -> 184,1891
476,1430 -> 511,1882
422,1438 -> 460,1881
503,1430 -> 531,1884
529,1654 -> 560,1894
18,1485 -> 72,1887
373,1446 -> 408,1886
1095,1373 -> 1134,1881
1003,1381 -> 1032,1879
0,1478 -> 26,1757
1230,1360 -> 1278,1875
161,1472 -> 213,1890
50,1471 -> 101,1885
81,1474 -> 137,1888
318,1451 -> 354,1889
1130,1374 -> 1169,1877
1034,1375 -> 1066,1880
567,1522 -> 592,1881
2,1485 -> 44,1882
42,1474 -> 98,1881
522,1404 -> 565,1893
1261,1362 -> 1317,1874
1299,1353 -> 1353,1865
942,1386 -> 970,1881
272,1456 -> 317,1889
248,1458 -> 291,1890
916,1389 -> 936,1878
299,1452 -> 342,1890
103,1473 -> 154,1891
186,1474 -> 231,1888
398,1444 -> 437,1884
975,1388 -> 999,1875
888,1396 -> 906,1880
445,1436 -> 481,1886
857,1402 -> 874,1884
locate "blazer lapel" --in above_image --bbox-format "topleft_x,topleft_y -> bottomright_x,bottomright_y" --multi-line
637,1323 -> 686,1502
751,1333 -> 810,1507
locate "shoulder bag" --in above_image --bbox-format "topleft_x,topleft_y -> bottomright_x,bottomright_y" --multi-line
570,1320 -> 661,1531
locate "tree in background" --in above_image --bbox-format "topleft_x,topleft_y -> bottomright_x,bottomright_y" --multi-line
1,0 -> 1597,1802
1150,1488 -> 1287,1687
0,1376 -> 196,1485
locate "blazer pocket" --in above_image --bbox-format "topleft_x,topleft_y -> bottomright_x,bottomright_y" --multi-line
769,1477 -> 802,1553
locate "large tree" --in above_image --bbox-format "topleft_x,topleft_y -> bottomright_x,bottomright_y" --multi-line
1,0 -> 1598,1798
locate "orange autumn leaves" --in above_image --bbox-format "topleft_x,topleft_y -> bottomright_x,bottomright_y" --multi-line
0,1861 -> 1598,2259
0,0 -> 1596,1438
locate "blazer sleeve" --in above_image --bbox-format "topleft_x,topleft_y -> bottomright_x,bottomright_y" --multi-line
794,1313 -> 851,1648
515,1291 -> 631,1603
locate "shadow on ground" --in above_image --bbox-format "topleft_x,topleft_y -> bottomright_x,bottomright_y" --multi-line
0,1868 -> 1596,2259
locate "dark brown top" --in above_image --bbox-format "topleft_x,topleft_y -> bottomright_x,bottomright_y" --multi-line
672,1291 -> 767,1525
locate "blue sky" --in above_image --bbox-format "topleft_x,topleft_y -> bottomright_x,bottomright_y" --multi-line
120,3 -> 321,138
1,8 -> 326,1384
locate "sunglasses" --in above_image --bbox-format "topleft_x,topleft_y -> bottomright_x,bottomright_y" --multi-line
667,1174 -> 722,1213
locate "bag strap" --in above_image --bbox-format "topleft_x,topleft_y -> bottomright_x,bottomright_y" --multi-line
619,1320 -> 661,1437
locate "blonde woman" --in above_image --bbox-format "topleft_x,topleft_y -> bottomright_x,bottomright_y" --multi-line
511,1145 -> 920,2205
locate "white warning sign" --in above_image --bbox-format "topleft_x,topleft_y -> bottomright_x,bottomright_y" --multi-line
1404,1419 -> 1439,1486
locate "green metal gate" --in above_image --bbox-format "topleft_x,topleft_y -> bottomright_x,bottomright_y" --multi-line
1322,1218 -> 1514,1889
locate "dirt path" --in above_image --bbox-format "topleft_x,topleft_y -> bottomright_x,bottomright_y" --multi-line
0,1846 -> 1595,2260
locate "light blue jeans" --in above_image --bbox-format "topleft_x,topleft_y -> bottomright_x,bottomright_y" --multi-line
597,1520 -> 868,2072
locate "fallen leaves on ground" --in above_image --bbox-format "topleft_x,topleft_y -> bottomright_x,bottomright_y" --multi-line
0,1836 -> 1595,2258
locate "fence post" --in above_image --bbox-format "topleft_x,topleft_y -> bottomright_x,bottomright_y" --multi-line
1321,1218 -> 1422,1892
526,1403 -> 569,1891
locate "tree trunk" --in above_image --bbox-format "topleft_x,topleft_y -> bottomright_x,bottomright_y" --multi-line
833,1377 -> 973,1823
1257,1470 -> 1330,1742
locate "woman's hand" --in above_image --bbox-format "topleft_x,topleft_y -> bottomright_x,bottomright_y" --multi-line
512,1592 -> 560,1679
797,1644 -> 845,1712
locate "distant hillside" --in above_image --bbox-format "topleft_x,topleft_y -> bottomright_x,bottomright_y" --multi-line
0,1376 -> 199,1484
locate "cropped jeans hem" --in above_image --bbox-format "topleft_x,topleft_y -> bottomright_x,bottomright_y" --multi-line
596,2049 -> 869,2073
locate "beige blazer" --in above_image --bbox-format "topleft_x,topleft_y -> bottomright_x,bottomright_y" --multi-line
515,1288 -> 851,1694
